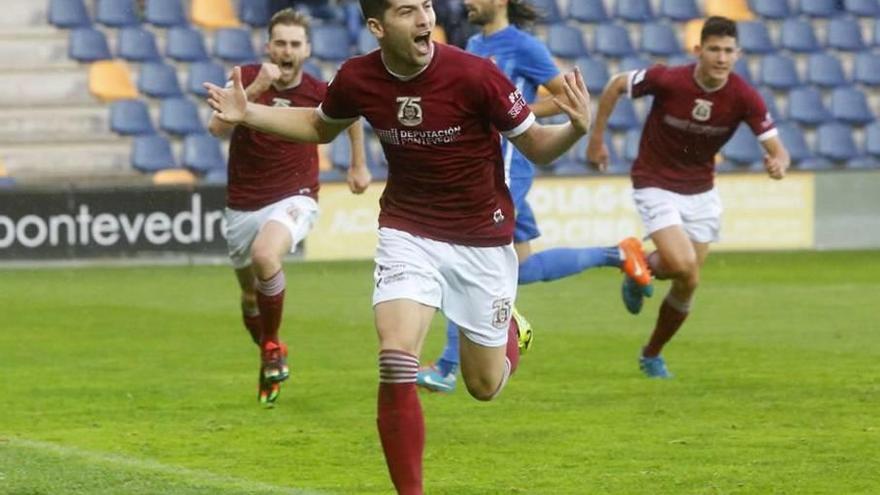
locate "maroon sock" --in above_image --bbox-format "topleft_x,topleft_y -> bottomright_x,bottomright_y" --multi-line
242,312 -> 262,346
506,317 -> 521,376
256,270 -> 285,346
643,295 -> 690,357
377,350 -> 423,495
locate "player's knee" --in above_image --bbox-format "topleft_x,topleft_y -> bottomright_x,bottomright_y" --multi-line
464,376 -> 499,402
250,243 -> 280,274
666,253 -> 698,280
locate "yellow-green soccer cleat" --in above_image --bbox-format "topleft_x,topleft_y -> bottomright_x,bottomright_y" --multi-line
511,306 -> 533,354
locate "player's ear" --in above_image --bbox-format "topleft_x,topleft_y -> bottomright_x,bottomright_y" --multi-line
367,18 -> 384,39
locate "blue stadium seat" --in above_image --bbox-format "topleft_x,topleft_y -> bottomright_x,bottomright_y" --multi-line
865,121 -> 880,158
239,0 -> 270,27
854,52 -> 880,86
331,133 -> 353,170
319,168 -> 346,182
311,24 -> 352,61
659,0 -> 700,21
187,61 -> 226,97
166,26 -> 209,62
132,134 -> 176,172
721,124 -> 763,165
798,0 -> 841,17
738,21 -> 775,54
830,86 -> 875,125
758,87 -> 781,120
734,58 -> 754,85
110,99 -> 155,135
145,0 -> 187,27
182,134 -> 226,174
203,168 -> 227,184
214,28 -> 258,64
759,54 -> 800,90
568,0 -> 608,22
160,97 -> 204,135
68,28 -> 112,62
357,26 -> 379,54
875,18 -> 880,46
779,18 -> 820,53
117,27 -> 161,62
594,23 -> 635,57
530,0 -> 563,24
806,53 -> 847,88
619,55 -> 651,72
844,0 -> 880,16
640,22 -> 682,56
574,57 -> 609,94
614,0 -> 654,22
49,0 -> 91,28
817,122 -> 861,162
787,87 -> 832,125
547,24 -> 588,59
138,62 -> 183,98
827,17 -> 865,51
623,128 -> 641,163
302,60 -> 323,80
748,0 -> 790,18
96,0 -> 140,27
342,1 -> 363,44
608,99 -> 640,131
667,54 -> 695,66
776,121 -> 812,163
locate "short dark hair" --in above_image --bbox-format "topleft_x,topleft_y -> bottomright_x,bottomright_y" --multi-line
268,8 -> 310,39
700,16 -> 738,43
359,0 -> 391,20
508,0 -> 540,28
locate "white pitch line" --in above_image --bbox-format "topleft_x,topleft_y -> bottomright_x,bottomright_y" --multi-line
4,438 -> 330,495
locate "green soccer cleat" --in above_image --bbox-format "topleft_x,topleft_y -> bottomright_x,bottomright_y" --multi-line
511,306 -> 533,354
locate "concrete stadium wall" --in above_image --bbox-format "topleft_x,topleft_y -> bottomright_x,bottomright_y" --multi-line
814,171 -> 880,249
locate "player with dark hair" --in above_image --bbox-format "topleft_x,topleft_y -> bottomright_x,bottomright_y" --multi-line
588,16 -> 789,378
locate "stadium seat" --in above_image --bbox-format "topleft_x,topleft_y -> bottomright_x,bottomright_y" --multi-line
357,26 -> 380,54
302,60 -> 323,80
49,0 -> 91,28
683,18 -> 704,50
734,58 -> 754,85
68,28 -> 112,62
342,1 -> 363,44
748,0 -> 790,18
816,122 -> 861,162
594,23 -> 635,58
738,21 -> 775,54
776,121 -> 812,163
239,0 -> 270,27
806,53 -> 847,88
854,52 -> 880,86
89,60 -> 139,101
153,168 -> 197,185
96,0 -> 140,27
758,87 -> 780,120
213,28 -> 258,64
138,61 -> 183,98
182,134 -> 225,174
166,26 -> 209,62
798,0 -> 841,17
117,27 -> 161,62
187,61 -> 226,97
779,18 -> 820,53
159,97 -> 204,135
110,99 -> 155,135
787,87 -> 832,125
431,25 -> 448,44
614,0 -> 654,22
132,134 -> 177,172
319,168 -> 346,182
619,55 -> 651,72
330,133 -> 353,170
145,0 -> 187,27
623,128 -> 641,163
722,124 -> 764,165
827,17 -> 866,51
311,24 -> 352,61
204,168 -> 227,184
608,99 -> 640,131
530,0 -> 562,24
640,22 -> 682,56
658,0 -> 701,21
191,0 -> 240,28
704,0 -> 754,20
574,57 -> 609,94
875,20 -> 880,46
830,86 -> 875,125
567,0 -> 608,23
547,24 -> 588,59
844,0 -> 880,16
865,122 -> 880,158
668,54 -> 695,66
759,54 -> 800,90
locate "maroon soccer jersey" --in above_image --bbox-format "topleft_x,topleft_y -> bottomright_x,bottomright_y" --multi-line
226,64 -> 327,210
628,64 -> 776,194
318,43 -> 534,247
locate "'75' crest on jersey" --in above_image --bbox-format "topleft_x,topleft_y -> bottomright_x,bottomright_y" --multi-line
396,96 -> 423,127
691,98 -> 713,122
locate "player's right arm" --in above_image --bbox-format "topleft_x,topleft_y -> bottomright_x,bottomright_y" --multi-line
206,66 -> 349,144
586,73 -> 629,171
208,64 -> 281,138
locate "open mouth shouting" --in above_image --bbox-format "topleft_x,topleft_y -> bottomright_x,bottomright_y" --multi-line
413,31 -> 431,56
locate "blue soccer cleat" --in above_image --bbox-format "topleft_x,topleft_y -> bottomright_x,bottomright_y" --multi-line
639,354 -> 672,378
622,275 -> 654,315
416,364 -> 457,393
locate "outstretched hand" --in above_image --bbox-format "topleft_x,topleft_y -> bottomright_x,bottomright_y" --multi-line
205,66 -> 247,124
552,67 -> 592,135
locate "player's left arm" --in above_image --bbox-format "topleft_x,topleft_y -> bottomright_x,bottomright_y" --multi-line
760,135 -> 789,180
345,119 -> 371,194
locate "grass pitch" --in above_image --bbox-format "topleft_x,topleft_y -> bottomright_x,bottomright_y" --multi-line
1,251 -> 878,494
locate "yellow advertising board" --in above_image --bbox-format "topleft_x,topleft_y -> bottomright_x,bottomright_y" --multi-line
305,182 -> 382,261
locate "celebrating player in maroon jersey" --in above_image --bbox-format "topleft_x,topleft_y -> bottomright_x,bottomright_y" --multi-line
588,16 -> 790,378
205,0 -> 590,492
207,8 -> 370,406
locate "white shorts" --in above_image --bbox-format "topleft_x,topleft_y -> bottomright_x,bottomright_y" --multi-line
372,227 -> 518,348
225,195 -> 319,269
632,187 -> 722,243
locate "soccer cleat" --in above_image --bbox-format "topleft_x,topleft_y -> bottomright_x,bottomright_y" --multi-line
511,306 -> 533,354
258,368 -> 281,406
621,275 -> 654,315
416,365 -> 457,393
639,354 -> 672,378
618,237 -> 653,287
261,341 -> 290,383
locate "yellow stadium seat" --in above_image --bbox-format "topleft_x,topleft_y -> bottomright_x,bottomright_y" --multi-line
684,18 -> 705,52
704,0 -> 755,21
153,168 -> 197,185
191,0 -> 240,29
0,158 -> 8,176
318,143 -> 331,171
431,25 -> 447,44
88,60 -> 138,102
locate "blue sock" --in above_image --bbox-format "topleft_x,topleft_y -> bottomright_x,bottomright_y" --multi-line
518,247 -> 621,285
436,320 -> 459,376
